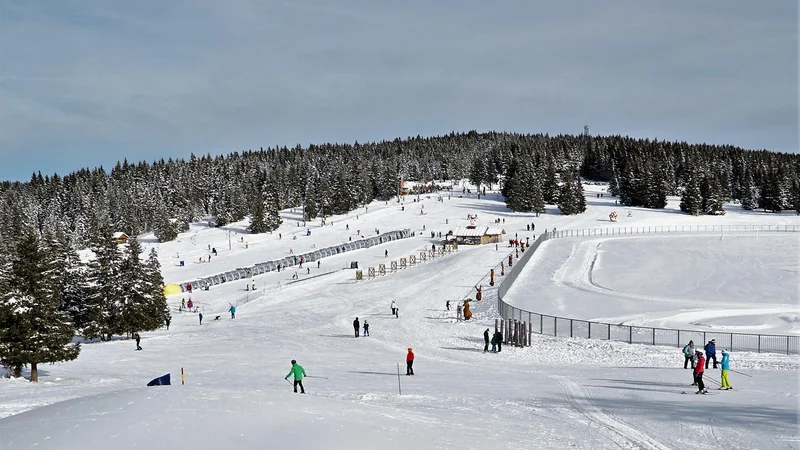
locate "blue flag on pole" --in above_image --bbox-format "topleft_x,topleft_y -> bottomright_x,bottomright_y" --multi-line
147,373 -> 171,386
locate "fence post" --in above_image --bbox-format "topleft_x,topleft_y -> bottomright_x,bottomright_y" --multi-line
652,328 -> 655,346
588,322 -> 592,339
629,326 -> 633,344
540,314 -> 543,334
554,317 -> 558,337
788,337 -> 790,355
758,335 -> 761,353
607,324 -> 611,340
495,318 -> 498,332
703,331 -> 706,346
570,319 -> 573,338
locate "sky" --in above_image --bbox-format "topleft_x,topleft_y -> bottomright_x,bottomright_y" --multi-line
0,0 -> 797,182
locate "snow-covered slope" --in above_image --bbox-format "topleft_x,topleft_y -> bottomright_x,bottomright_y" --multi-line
1,183 -> 798,450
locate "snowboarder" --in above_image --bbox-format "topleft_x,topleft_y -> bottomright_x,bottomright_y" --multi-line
406,348 -> 415,375
720,350 -> 732,390
683,340 -> 695,369
391,300 -> 396,316
483,329 -> 490,352
363,320 -> 369,337
229,305 -> 236,319
199,312 -> 203,325
134,332 -> 142,351
285,360 -> 306,394
353,317 -> 360,337
694,351 -> 707,394
704,339 -> 718,369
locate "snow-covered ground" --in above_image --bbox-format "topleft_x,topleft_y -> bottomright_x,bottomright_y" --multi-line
2,183 -> 799,450
505,233 -> 800,335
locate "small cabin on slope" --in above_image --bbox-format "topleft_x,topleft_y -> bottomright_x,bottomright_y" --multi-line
452,226 -> 505,245
112,232 -> 129,244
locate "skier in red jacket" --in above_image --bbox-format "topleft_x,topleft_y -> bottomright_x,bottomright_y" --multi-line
694,351 -> 707,394
406,348 -> 415,375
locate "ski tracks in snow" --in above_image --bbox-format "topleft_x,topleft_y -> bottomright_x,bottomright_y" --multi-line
552,376 -> 675,450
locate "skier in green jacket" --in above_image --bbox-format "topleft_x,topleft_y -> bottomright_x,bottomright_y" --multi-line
285,360 -> 307,394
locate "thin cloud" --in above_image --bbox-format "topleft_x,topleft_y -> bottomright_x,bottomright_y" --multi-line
0,0 -> 796,180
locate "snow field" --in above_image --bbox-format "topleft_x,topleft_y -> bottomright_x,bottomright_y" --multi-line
505,232 -> 800,335
2,183 -> 799,449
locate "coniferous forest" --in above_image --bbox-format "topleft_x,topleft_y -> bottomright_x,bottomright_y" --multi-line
1,130 -> 799,379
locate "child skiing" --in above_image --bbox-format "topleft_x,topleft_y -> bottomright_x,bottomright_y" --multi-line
720,350 -> 732,390
694,351 -> 707,394
284,360 -> 306,394
363,320 -> 369,336
134,332 -> 142,351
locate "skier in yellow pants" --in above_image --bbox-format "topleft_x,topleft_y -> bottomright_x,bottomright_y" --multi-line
720,349 -> 732,390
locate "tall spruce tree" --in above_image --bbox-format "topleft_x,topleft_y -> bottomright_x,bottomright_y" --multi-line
557,178 -> 586,215
0,228 -> 79,381
680,175 -> 703,216
144,248 -> 169,329
84,223 -> 124,340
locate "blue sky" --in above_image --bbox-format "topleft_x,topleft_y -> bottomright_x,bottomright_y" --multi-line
0,0 -> 797,182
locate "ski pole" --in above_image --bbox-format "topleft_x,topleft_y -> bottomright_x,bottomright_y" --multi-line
730,369 -> 752,378
705,377 -> 721,386
306,375 -> 328,379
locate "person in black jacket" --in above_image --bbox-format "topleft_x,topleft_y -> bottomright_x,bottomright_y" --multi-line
483,329 -> 490,352
493,330 -> 503,352
134,332 -> 142,351
353,317 -> 360,337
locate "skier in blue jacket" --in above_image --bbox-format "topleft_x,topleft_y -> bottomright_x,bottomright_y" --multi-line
229,305 -> 236,319
704,339 -> 717,369
719,350 -> 732,390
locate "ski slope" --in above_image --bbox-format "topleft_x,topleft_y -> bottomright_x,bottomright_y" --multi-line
2,183 -> 798,450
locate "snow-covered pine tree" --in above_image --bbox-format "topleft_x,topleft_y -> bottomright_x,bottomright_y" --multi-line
558,177 -> 586,215
701,175 -> 725,215
263,183 -> 283,231
739,170 -> 758,210
56,237 -> 90,330
790,176 -> 800,215
542,159 -> 559,204
758,171 -> 785,213
468,157 -> 486,195
144,248 -> 169,329
502,158 -> 531,212
118,238 -> 152,335
680,175 -> 703,216
248,196 -> 267,234
0,228 -> 79,381
83,223 -> 125,340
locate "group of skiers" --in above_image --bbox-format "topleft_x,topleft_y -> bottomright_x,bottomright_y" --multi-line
682,339 -> 733,394
483,328 -> 503,352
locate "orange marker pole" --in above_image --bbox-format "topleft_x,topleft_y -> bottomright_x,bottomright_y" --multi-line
181,367 -> 185,385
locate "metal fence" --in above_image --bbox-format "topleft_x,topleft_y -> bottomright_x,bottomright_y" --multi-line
497,224 -> 800,355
